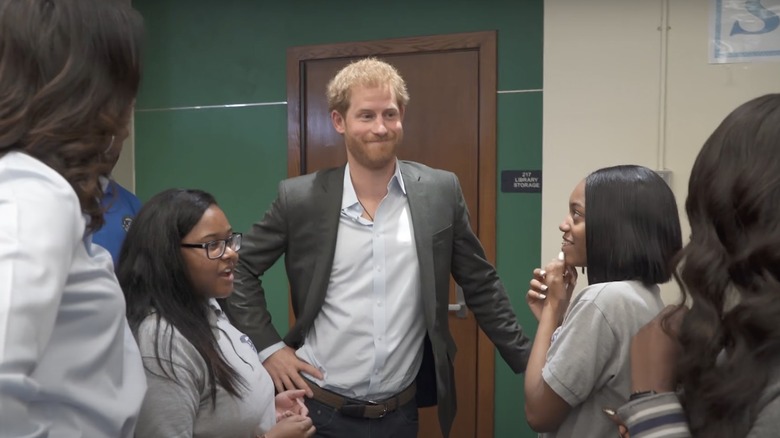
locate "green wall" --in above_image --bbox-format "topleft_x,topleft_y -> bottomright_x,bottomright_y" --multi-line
133,1 -> 542,436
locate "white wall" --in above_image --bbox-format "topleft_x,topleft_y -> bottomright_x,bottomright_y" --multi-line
543,0 -> 780,302
113,115 -> 136,191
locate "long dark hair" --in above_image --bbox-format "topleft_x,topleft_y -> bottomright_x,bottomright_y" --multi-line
118,189 -> 246,405
0,0 -> 143,231
584,165 -> 682,285
673,94 -> 780,437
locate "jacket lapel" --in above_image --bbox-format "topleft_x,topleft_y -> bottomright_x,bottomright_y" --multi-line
402,162 -> 436,330
301,166 -> 345,321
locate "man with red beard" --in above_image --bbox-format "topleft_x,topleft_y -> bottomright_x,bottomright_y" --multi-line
225,58 -> 530,438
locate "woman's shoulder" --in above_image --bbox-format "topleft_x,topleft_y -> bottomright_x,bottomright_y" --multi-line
0,151 -> 86,255
137,312 -> 171,338
579,281 -> 658,302
0,151 -> 82,219
136,313 -> 202,366
573,281 -> 662,321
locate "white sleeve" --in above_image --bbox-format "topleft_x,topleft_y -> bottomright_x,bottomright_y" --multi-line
258,340 -> 285,363
0,168 -> 82,436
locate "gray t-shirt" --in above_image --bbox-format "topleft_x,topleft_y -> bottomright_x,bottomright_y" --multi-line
135,299 -> 275,438
541,281 -> 664,438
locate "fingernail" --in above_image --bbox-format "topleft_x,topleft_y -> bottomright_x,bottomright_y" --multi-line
558,251 -> 565,261
538,293 -> 547,300
539,270 -> 546,276
540,284 -> 548,291
602,407 -> 616,416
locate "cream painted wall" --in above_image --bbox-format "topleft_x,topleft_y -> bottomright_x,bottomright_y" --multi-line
113,115 -> 135,191
543,0 -> 780,302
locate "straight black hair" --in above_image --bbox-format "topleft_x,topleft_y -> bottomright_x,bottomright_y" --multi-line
585,165 -> 682,285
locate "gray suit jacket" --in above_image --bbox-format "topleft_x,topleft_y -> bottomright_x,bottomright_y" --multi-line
224,161 -> 530,437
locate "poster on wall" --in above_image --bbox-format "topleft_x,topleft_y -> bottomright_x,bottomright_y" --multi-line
710,0 -> 780,63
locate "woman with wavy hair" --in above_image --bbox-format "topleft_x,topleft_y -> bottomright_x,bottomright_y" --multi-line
616,94 -> 780,437
119,188 -> 315,438
0,0 -> 146,436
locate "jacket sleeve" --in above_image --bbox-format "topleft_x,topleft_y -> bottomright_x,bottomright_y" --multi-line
448,173 -> 531,373
223,182 -> 289,352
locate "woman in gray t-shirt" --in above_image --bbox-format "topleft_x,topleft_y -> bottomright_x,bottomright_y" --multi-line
522,165 -> 682,438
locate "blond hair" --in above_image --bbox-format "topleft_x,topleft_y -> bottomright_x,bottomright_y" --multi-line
326,57 -> 410,115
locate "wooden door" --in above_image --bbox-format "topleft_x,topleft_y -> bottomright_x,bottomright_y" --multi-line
287,31 -> 498,438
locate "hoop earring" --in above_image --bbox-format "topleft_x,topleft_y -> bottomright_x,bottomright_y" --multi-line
104,135 -> 116,154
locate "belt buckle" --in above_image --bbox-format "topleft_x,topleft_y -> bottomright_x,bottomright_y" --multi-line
367,400 -> 388,419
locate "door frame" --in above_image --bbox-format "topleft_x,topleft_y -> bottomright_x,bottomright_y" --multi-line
286,31 -> 498,438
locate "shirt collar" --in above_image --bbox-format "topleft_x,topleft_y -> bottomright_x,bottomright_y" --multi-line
99,176 -> 111,193
208,298 -> 225,320
341,160 -> 406,211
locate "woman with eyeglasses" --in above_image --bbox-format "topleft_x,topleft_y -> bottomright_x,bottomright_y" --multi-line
118,189 -> 315,438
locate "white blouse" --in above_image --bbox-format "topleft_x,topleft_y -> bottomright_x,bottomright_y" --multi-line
0,151 -> 146,437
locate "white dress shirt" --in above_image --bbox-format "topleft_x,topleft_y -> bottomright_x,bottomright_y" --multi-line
0,151 -> 146,437
296,162 -> 425,400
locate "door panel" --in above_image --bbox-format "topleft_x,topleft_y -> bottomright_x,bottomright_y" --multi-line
287,31 -> 497,438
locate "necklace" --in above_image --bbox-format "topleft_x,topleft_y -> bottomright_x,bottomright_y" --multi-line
357,198 -> 374,221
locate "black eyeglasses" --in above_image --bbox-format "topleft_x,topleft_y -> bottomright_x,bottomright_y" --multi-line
181,232 -> 242,260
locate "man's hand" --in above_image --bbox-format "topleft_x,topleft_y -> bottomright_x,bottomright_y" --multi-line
263,346 -> 324,398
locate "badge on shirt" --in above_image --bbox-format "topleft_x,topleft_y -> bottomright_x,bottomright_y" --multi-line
240,334 -> 257,353
122,216 -> 133,232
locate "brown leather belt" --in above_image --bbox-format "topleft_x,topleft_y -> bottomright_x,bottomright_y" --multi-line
305,379 -> 416,419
